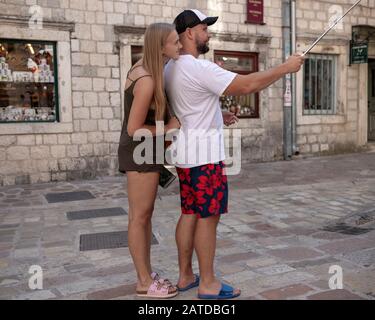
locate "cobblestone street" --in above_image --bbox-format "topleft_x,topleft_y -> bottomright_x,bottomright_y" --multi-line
1,151 -> 375,300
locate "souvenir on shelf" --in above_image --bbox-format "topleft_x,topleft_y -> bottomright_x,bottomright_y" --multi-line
0,104 -> 55,122
0,57 -> 13,82
12,71 -> 33,82
37,58 -> 54,83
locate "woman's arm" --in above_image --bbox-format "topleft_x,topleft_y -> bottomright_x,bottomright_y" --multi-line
126,77 -> 166,137
127,75 -> 180,137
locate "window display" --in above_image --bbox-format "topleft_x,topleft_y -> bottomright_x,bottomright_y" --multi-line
215,50 -> 259,118
0,40 -> 58,123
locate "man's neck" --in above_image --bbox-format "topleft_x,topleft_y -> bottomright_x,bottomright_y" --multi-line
180,48 -> 199,59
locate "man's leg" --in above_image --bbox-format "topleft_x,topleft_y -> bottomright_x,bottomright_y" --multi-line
175,214 -> 198,288
194,215 -> 221,294
195,215 -> 241,296
175,162 -> 239,296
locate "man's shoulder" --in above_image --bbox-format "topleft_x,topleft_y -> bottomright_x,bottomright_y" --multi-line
176,55 -> 212,67
165,55 -> 219,81
186,55 -> 214,67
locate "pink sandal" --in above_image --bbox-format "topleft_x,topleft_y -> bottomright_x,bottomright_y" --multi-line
151,272 -> 172,285
136,279 -> 178,299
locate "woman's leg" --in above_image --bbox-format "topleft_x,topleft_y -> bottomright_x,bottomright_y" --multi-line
127,171 -> 159,291
146,215 -> 153,275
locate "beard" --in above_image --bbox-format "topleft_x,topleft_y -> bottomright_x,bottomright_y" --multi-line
196,39 -> 210,55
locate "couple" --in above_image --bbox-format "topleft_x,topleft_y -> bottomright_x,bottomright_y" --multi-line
118,9 -> 305,299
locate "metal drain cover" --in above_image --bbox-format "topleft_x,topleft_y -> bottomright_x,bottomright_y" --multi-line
322,223 -> 373,235
67,207 -> 127,220
356,215 -> 375,225
45,191 -> 95,203
322,209 -> 375,235
80,231 -> 158,251
344,209 -> 375,226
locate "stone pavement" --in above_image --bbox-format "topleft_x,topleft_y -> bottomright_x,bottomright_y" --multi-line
1,150 -> 375,300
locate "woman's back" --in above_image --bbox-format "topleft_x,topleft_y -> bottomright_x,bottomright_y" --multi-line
118,64 -> 163,173
123,65 -> 156,133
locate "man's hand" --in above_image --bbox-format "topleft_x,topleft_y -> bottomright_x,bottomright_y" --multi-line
284,54 -> 305,73
222,110 -> 239,126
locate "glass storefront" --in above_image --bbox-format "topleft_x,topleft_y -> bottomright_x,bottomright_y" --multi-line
0,39 -> 58,123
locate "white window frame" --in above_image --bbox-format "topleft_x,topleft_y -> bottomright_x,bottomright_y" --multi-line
303,53 -> 337,115
0,17 -> 73,135
296,41 -> 347,125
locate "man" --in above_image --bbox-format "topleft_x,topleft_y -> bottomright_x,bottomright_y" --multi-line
164,9 -> 305,299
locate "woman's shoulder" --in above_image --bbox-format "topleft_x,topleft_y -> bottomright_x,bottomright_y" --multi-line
131,70 -> 154,96
128,63 -> 151,80
127,65 -> 154,90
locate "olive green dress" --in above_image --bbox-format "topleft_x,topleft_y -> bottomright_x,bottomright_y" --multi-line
118,72 -> 167,174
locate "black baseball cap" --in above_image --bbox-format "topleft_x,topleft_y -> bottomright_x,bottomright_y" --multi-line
174,9 -> 218,34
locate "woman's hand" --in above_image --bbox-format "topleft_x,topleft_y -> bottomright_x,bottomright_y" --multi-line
165,116 -> 180,132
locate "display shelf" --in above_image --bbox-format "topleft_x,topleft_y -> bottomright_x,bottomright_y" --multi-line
0,81 -> 55,84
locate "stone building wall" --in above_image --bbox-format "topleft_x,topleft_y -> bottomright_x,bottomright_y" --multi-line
0,0 -> 373,186
0,0 -> 287,186
295,0 -> 375,155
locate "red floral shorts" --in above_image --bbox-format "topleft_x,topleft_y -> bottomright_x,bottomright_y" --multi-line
176,161 -> 228,219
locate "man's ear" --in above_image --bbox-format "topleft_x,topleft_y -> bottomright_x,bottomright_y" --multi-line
185,28 -> 194,41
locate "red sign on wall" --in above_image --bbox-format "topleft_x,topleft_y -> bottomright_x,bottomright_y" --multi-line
247,0 -> 264,25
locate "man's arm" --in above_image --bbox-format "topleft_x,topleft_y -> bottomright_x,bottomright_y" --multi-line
224,54 -> 305,96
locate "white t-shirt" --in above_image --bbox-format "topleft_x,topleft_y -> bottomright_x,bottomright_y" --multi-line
164,54 -> 236,168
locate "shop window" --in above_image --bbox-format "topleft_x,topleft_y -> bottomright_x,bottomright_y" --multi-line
214,50 -> 259,118
303,54 -> 337,115
0,39 -> 58,123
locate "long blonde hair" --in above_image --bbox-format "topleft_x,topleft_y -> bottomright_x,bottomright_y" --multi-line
143,23 -> 176,121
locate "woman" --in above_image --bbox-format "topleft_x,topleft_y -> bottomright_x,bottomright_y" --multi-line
118,23 -> 182,298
